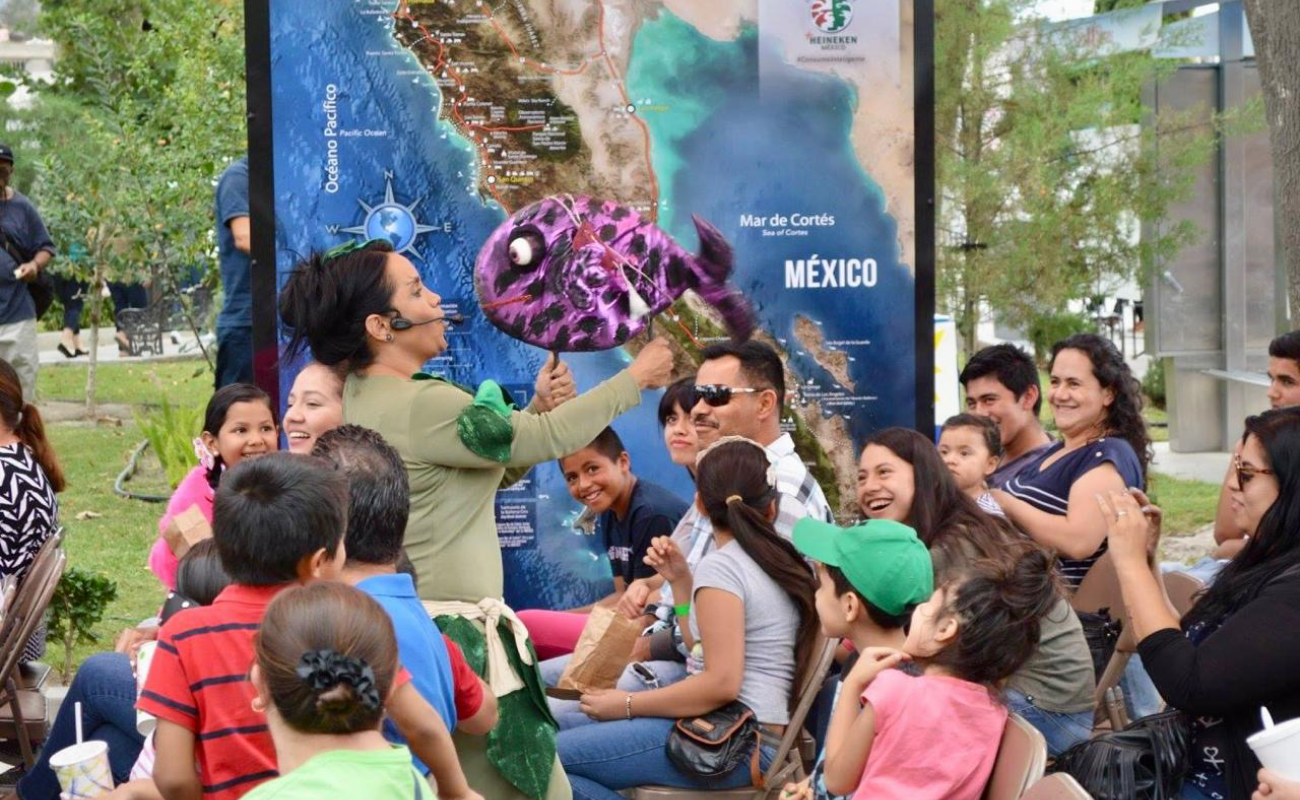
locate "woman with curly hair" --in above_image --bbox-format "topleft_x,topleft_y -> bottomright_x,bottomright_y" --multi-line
991,333 -> 1151,591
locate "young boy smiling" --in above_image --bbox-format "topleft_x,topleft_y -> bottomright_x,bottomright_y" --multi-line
519,427 -> 687,660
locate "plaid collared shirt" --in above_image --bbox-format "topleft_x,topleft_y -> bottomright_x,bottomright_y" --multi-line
767,432 -> 834,534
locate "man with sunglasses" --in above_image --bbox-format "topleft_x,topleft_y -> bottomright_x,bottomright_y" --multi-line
624,340 -> 832,680
692,340 -> 834,535
1189,330 -> 1300,583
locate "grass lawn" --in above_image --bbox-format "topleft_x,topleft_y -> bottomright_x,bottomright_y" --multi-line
43,422 -> 173,680
39,359 -> 213,411
1147,471 -> 1220,537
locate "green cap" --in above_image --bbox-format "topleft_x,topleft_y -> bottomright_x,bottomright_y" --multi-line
793,518 -> 934,616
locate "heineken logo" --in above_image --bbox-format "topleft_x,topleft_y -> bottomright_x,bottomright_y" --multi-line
810,0 -> 853,34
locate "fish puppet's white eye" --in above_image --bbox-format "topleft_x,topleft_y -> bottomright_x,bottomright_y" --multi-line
509,236 -> 537,267
505,227 -> 547,269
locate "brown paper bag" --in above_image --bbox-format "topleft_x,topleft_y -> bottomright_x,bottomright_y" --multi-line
556,605 -> 642,694
162,505 -> 213,559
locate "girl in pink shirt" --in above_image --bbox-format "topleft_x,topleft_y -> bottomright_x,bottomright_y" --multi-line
148,384 -> 278,588
815,548 -> 1059,800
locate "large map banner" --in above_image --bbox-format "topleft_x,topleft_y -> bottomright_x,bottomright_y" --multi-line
249,0 -> 933,609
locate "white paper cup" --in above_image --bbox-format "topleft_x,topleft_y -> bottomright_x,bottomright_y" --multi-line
49,740 -> 113,798
1248,715 -> 1300,781
135,641 -> 158,736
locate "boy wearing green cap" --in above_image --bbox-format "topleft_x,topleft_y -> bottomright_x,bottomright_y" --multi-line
785,518 -> 934,800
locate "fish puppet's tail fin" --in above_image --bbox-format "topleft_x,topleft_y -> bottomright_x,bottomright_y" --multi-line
690,214 -> 755,343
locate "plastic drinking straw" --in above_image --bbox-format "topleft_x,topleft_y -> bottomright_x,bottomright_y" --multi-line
75,701 -> 83,744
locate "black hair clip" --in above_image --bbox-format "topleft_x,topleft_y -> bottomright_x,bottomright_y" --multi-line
296,649 -> 381,711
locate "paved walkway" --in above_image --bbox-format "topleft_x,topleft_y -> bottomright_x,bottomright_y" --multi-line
1150,441 -> 1229,484
36,328 -> 214,367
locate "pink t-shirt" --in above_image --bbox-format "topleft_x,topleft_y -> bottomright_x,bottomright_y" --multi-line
148,466 -> 214,590
854,669 -> 1007,800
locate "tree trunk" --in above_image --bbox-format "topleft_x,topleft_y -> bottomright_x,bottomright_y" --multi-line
960,288 -> 979,356
1241,0 -> 1300,327
85,267 -> 101,419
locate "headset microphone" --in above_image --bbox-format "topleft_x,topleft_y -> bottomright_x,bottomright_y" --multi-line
391,312 -> 465,331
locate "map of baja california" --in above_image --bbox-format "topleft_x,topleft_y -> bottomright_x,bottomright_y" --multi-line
387,0 -> 915,517
266,0 -> 918,608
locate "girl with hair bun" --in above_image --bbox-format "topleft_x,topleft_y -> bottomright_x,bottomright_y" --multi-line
279,240 -> 675,799
801,549 -> 1059,800
242,581 -> 438,800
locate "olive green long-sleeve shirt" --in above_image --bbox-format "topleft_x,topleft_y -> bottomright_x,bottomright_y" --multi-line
343,368 -> 642,603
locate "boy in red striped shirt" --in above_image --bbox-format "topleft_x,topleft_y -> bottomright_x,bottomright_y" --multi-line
139,453 -> 477,800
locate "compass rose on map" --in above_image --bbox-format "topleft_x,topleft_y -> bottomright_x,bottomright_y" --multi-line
333,172 -> 440,260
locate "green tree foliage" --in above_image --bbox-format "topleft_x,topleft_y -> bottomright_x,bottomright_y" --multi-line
12,0 -> 245,411
936,0 -> 1222,354
1094,0 -> 1146,12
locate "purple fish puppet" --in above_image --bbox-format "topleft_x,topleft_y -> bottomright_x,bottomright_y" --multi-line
473,195 -> 754,351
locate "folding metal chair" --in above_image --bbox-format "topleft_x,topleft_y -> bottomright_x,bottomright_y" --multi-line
0,534 -> 68,767
982,713 -> 1049,800
1021,772 -> 1094,799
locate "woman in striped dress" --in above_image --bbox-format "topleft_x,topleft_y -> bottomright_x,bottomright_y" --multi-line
0,358 -> 63,661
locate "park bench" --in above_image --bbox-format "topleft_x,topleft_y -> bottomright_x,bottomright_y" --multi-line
115,281 -> 213,357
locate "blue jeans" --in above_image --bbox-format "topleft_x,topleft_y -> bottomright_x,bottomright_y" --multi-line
1122,652 -> 1164,720
1162,557 -> 1228,587
17,653 -> 144,800
559,717 -> 774,800
215,324 -> 254,389
541,655 -> 689,731
1004,689 -> 1092,756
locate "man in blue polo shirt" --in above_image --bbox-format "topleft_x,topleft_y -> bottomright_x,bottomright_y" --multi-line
214,155 -> 252,388
313,424 -> 498,776
0,143 -> 56,399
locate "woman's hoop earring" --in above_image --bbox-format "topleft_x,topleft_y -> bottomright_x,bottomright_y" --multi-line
385,333 -> 394,342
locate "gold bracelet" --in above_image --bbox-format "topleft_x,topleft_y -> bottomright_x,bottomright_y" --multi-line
625,694 -> 633,720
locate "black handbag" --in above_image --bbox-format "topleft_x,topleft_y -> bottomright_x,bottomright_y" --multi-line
0,222 -> 53,319
1078,606 -> 1123,681
665,700 -> 764,786
1055,709 -> 1192,800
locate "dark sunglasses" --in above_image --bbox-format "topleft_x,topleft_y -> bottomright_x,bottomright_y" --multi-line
1234,453 -> 1274,487
693,384 -> 762,408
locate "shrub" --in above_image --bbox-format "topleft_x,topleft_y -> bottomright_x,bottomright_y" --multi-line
135,400 -> 205,489
1143,358 -> 1167,409
49,567 -> 119,682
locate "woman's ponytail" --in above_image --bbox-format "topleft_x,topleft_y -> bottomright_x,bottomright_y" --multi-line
0,359 -> 65,492
17,402 -> 65,492
279,241 -> 395,371
697,439 -> 820,709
